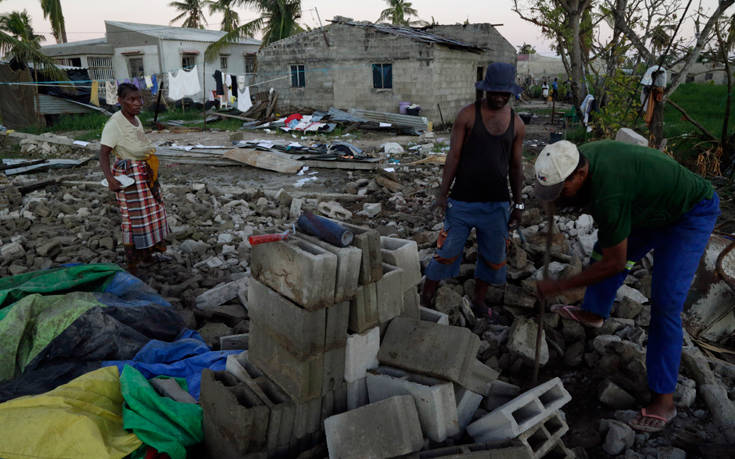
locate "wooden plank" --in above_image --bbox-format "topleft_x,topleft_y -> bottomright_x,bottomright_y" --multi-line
224,147 -> 303,174
302,159 -> 379,170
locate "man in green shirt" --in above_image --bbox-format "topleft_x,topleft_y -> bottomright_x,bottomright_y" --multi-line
534,140 -> 719,433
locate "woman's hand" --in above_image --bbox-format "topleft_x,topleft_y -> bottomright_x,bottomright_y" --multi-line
107,176 -> 122,192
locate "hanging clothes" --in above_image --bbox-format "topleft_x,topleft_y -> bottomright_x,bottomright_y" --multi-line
212,70 -> 224,95
90,81 -> 100,107
145,75 -> 153,89
167,66 -> 201,101
230,74 -> 238,100
237,86 -> 252,113
105,80 -> 118,105
151,74 -> 158,95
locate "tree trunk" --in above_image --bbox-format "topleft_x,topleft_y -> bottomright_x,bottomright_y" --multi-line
650,99 -> 665,148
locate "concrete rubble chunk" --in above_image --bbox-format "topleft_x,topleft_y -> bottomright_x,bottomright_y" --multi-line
318,200 -> 353,220
455,386 -> 483,431
251,238 -> 338,310
380,236 -> 422,287
294,232 -> 362,303
324,395 -> 423,459
367,366 -> 460,442
150,377 -> 197,404
598,379 -> 636,409
517,411 -> 570,459
344,326 -> 380,383
483,380 -> 522,412
615,127 -> 648,147
601,419 -> 635,456
0,241 -> 24,261
656,446 -> 687,459
507,317 -> 549,365
616,284 -> 648,304
378,317 -> 498,394
467,377 -> 572,444
401,287 -> 421,319
220,333 -> 249,351
420,306 -> 450,325
434,285 -> 463,314
592,334 -> 622,354
376,263 -> 405,323
196,276 -> 249,310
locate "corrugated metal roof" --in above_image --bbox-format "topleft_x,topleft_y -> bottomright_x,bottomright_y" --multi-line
41,37 -> 113,57
39,94 -> 95,115
105,21 -> 261,45
329,20 -> 482,52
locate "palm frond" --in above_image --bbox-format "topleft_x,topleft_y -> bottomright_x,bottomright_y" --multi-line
204,17 -> 265,61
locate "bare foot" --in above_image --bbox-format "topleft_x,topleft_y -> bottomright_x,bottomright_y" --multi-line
629,394 -> 677,433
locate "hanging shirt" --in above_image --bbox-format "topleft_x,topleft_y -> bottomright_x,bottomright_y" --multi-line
90,81 -> 100,107
105,81 -> 118,105
230,74 -> 238,99
237,86 -> 253,113
167,66 -> 201,101
145,75 -> 153,89
151,74 -> 158,95
212,70 -> 224,95
101,111 -> 155,161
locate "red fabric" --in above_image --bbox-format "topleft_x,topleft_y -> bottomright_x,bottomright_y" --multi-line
285,113 -> 303,124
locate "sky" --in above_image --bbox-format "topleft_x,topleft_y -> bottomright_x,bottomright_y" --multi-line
0,0 -> 727,56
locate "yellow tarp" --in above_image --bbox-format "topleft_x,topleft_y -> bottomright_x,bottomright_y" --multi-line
0,366 -> 142,459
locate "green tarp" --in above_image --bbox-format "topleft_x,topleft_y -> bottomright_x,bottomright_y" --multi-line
120,365 -> 203,459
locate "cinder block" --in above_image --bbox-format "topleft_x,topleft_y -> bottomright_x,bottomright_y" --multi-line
467,377 -> 572,445
367,366 -> 460,442
251,238 -> 338,310
347,378 -> 368,410
344,326 -> 380,383
150,377 -> 197,404
220,333 -> 249,351
328,218 -> 383,284
294,232 -> 362,303
378,318 -> 498,394
201,369 -> 270,459
420,305 -> 449,325
455,386 -> 483,431
322,346 -> 346,395
402,287 -> 421,319
484,380 -> 522,412
381,236 -> 422,286
324,395 -> 424,459
407,443 -> 534,458
377,263 -> 404,323
615,127 -> 648,147
349,282 -> 379,333
517,411 -> 569,459
249,323 -> 324,401
195,276 -> 249,310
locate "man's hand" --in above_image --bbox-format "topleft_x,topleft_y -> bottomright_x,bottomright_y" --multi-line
536,279 -> 562,299
107,177 -> 122,192
432,194 -> 448,216
509,208 -> 522,228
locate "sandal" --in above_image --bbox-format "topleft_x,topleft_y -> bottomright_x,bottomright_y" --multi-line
628,407 -> 677,433
550,304 -> 604,328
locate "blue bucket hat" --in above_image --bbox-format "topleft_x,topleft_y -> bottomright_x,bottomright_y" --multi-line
476,62 -> 522,96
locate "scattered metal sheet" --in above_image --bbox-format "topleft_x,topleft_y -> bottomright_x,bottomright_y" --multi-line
350,109 -> 429,130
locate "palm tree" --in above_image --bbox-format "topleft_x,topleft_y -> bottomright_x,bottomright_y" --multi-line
1,11 -> 44,47
40,0 -> 66,43
377,0 -> 421,26
209,0 -> 240,33
169,0 -> 211,29
0,7 -> 66,80
204,0 -> 302,61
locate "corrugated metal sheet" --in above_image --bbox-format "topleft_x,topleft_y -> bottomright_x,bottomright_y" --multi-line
350,109 -> 429,130
106,21 -> 261,45
332,20 -> 483,52
39,94 -> 95,115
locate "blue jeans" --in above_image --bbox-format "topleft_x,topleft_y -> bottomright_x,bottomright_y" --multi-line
582,193 -> 720,394
425,199 -> 509,285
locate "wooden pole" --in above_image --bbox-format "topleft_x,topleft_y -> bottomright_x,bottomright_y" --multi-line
202,60 -> 207,131
533,202 -> 555,385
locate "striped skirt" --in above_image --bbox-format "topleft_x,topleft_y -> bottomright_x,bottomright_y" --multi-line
112,159 -> 168,249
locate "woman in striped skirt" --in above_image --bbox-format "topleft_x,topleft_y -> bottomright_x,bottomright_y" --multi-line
100,83 -> 169,274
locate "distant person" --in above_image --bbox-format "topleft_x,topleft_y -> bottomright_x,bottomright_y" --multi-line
99,83 -> 169,275
534,140 -> 719,433
552,78 -> 559,101
422,62 -> 526,318
542,80 -> 549,104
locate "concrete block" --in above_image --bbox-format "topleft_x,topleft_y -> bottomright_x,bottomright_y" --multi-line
420,306 -> 449,325
322,346 -> 346,395
294,232 -> 362,303
378,318 -> 498,394
347,378 -> 368,410
249,323 -> 324,401
455,386 -> 483,431
367,366 -> 460,442
377,263 -> 405,323
467,377 -> 572,445
615,128 -> 648,147
329,219 -> 383,284
251,238 -> 338,310
344,326 -> 380,383
195,276 -> 249,310
407,443 -> 534,458
201,369 -> 270,459
517,411 -> 569,458
349,282 -> 379,333
150,377 -> 197,404
402,287 -> 421,319
220,333 -> 249,351
324,395 -> 423,459
484,380 -> 522,412
380,236 -> 422,286
325,300 -> 350,351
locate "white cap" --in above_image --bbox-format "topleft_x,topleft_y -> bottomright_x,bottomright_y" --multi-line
534,140 -> 580,201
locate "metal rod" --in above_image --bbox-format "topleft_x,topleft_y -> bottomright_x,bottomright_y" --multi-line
153,80 -> 164,127
533,201 -> 555,385
203,60 -> 207,131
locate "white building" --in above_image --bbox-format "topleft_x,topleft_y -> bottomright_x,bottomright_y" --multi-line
42,21 -> 261,100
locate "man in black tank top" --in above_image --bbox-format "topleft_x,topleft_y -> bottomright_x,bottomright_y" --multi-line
422,63 -> 526,318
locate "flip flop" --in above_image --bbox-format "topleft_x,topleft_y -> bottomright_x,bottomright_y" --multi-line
550,304 -> 604,328
628,407 -> 677,433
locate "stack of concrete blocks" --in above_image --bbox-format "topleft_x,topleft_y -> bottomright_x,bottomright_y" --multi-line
467,377 -> 573,457
344,326 -> 380,410
380,236 -> 422,320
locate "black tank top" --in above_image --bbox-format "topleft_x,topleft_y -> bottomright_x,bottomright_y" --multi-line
450,102 -> 514,202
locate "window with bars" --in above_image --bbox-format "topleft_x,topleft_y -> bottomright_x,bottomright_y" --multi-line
182,53 -> 197,69
372,63 -> 392,89
88,56 -> 114,81
127,57 -> 144,78
220,55 -> 228,70
291,64 -> 305,87
245,54 -> 257,74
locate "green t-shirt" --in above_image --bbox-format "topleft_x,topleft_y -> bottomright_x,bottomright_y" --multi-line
581,140 -> 713,248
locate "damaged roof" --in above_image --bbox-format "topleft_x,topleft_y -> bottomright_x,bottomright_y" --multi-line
105,21 -> 261,45
329,19 -> 483,52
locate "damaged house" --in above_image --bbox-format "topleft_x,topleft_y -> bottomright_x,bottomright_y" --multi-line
255,18 -> 516,124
